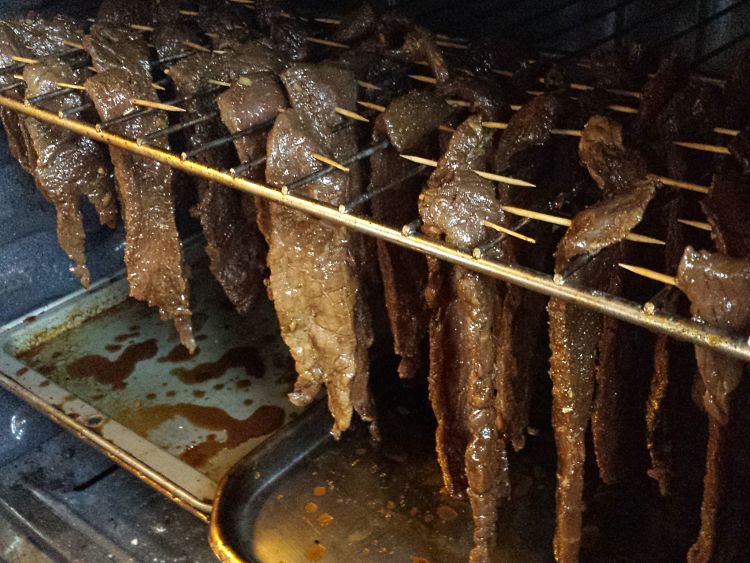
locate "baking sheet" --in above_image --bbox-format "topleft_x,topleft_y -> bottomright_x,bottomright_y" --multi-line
210,371 -> 556,563
0,241 -> 305,515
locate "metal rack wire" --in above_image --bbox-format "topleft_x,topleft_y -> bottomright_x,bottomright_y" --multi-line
2,1 -> 750,362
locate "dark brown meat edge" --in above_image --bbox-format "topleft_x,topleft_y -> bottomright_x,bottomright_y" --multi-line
85,67 -> 194,352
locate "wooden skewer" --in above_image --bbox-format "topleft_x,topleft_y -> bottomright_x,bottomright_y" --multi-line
151,82 -> 166,91
654,175 -> 709,194
314,17 -> 341,25
130,23 -> 155,32
502,205 -> 665,245
619,263 -> 677,286
87,66 -> 98,73
207,79 -> 232,88
62,40 -> 84,50
11,74 -> 22,81
204,32 -> 220,39
228,0 -> 255,4
12,55 -> 39,65
483,220 -> 536,244
446,99 -> 472,108
306,37 -> 349,49
401,154 -> 438,167
438,125 -> 456,133
435,39 -> 468,50
178,9 -> 200,17
130,98 -> 186,112
482,122 -> 710,193
334,107 -> 369,123
313,153 -> 349,172
409,74 -> 437,85
357,80 -> 382,91
678,219 -> 712,232
608,104 -> 639,115
400,155 -> 537,188
713,127 -> 739,136
473,169 -> 535,188
673,141 -> 730,155
357,100 -> 386,112
183,40 -> 211,53
56,81 -> 85,90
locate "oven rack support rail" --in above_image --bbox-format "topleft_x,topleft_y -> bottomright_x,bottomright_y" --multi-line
2,93 -> 749,362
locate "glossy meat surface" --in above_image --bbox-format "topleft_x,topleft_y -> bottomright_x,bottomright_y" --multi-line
85,67 -> 194,352
265,64 -> 374,438
23,57 -> 117,287
420,115 -> 508,562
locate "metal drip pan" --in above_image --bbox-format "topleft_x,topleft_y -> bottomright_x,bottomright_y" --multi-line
0,240 -> 306,517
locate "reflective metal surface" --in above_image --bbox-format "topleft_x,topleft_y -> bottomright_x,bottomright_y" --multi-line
0,242 -> 304,515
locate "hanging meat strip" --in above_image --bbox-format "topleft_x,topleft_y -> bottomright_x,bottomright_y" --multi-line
683,130 -> 750,562
264,63 -> 374,438
23,56 -> 117,287
168,42 -> 285,314
549,115 -> 658,563
676,248 -> 750,563
369,90 -> 451,378
0,15 -> 83,171
84,28 -> 194,352
419,114 -> 510,562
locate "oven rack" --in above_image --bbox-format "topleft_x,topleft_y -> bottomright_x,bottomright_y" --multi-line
1,93 -> 749,362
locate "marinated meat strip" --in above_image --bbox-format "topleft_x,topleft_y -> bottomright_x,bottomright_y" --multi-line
265,64 -> 374,438
724,49 -> 750,130
642,73 -> 720,497
168,48 -> 284,314
370,91 -> 451,378
332,2 -> 377,44
702,130 -> 750,259
151,24 -> 202,61
84,25 -> 151,76
656,80 -> 722,181
549,116 -> 657,562
271,19 -> 312,62
677,248 -> 750,563
0,24 -> 38,172
217,71 -> 286,239
463,37 -> 536,76
95,0 -> 153,26
0,15 -> 82,171
85,67 -> 194,352
585,42 -> 644,90
22,57 -> 117,287
492,95 -> 558,175
729,126 -> 750,174
548,251 -> 617,563
489,94 -> 563,452
392,26 -> 449,84
634,52 -> 688,138
420,115 -> 509,562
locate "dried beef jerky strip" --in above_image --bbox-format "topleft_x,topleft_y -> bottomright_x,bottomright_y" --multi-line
84,67 -> 194,352
549,115 -> 657,562
265,63 -> 374,438
677,248 -> 750,563
169,47 -> 284,314
23,56 -> 117,287
370,90 -> 451,378
420,115 -> 509,562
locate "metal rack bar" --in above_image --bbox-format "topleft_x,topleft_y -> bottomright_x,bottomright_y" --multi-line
3,94 -> 749,362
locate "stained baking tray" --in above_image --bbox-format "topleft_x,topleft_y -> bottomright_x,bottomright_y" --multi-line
209,368 -> 556,563
0,239 -> 306,518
